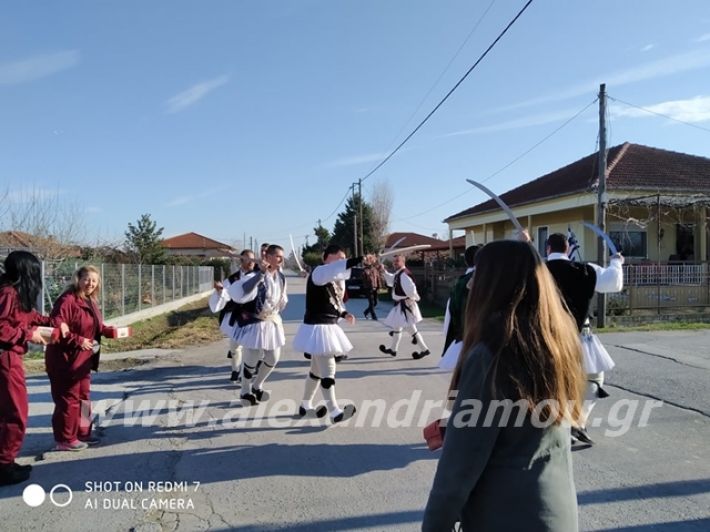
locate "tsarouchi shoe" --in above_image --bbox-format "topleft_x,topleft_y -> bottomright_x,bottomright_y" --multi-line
298,405 -> 328,418
379,345 -> 396,357
332,404 -> 357,423
412,350 -> 431,360
253,388 -> 270,402
571,427 -> 594,445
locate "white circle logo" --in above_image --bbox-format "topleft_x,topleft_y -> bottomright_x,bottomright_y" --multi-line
49,484 -> 73,507
22,484 -> 46,507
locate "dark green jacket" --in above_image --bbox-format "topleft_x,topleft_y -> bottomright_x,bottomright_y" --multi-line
423,344 -> 579,532
443,270 -> 473,354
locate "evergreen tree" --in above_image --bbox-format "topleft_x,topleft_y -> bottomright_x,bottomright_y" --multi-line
124,213 -> 166,264
301,222 -> 332,268
331,193 -> 377,255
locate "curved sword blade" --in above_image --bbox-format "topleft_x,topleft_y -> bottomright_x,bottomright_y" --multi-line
466,179 -> 524,234
582,222 -> 619,255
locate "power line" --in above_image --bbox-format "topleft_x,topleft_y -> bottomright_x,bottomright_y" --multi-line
391,97 -> 597,222
321,186 -> 352,223
378,0 -> 498,157
608,95 -> 710,134
359,0 -> 535,184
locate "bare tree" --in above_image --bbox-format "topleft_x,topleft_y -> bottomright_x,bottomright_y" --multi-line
369,179 -> 393,251
0,185 -> 86,259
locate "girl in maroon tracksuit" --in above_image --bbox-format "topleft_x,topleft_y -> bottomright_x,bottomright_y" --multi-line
0,251 -> 52,485
46,265 -> 113,451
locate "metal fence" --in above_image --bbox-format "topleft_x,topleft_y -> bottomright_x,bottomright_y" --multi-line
608,262 -> 710,314
39,261 -> 214,319
416,261 -> 710,317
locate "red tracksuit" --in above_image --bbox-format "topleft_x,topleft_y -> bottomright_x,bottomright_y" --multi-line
45,292 -> 110,444
0,285 -> 51,465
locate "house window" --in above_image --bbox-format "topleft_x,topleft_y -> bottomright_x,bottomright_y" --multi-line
675,224 -> 695,261
537,227 -> 548,257
609,230 -> 647,258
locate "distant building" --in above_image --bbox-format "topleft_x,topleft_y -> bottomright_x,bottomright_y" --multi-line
162,232 -> 238,260
0,230 -> 81,259
384,232 -> 455,261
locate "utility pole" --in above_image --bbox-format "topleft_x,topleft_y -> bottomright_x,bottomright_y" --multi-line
358,178 -> 364,254
350,183 -> 358,256
596,83 -> 608,329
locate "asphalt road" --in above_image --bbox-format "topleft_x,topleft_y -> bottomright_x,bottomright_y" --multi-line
1,275 -> 709,531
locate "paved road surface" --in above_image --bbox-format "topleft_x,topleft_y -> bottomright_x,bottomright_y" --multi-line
1,275 -> 709,531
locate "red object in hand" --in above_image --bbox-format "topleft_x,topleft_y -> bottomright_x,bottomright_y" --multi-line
105,326 -> 133,339
423,418 -> 447,451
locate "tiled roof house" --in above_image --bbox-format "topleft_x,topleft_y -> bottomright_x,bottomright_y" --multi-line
445,143 -> 710,262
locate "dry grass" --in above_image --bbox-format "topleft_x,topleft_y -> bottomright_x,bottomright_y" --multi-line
102,297 -> 220,352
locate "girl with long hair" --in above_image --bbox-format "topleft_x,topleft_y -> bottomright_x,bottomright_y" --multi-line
0,251 -> 52,485
423,240 -> 586,531
46,265 -> 114,451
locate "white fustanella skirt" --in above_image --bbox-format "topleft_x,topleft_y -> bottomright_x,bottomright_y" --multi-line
293,323 -> 353,356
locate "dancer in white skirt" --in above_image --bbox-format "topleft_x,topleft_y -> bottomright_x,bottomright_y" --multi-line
378,254 -> 431,359
227,244 -> 287,406
293,245 -> 359,423
545,232 -> 624,444
208,249 -> 257,383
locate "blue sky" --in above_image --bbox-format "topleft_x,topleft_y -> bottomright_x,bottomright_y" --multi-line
2,0 -> 710,251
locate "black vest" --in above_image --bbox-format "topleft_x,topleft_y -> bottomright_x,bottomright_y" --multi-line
219,271 -> 243,325
546,260 -> 597,331
304,273 -> 345,325
393,269 -> 412,298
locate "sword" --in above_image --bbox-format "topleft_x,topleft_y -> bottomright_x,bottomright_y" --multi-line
379,244 -> 431,258
381,236 -> 406,256
466,179 -> 525,234
582,222 -> 619,256
289,234 -> 306,274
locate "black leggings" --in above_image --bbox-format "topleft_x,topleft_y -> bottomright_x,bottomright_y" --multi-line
364,289 -> 379,317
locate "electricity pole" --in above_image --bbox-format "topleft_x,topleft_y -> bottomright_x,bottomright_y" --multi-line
596,83 -> 608,328
358,178 -> 364,254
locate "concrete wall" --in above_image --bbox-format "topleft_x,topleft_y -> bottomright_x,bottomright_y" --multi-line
105,289 -> 213,327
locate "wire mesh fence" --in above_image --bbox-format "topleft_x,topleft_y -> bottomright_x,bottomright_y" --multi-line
36,260 -> 213,319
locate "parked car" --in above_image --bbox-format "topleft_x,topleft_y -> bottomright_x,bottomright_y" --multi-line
345,267 -> 366,298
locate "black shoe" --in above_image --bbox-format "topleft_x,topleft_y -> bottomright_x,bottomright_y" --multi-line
412,349 -> 431,360
227,350 -> 232,359
363,311 -> 370,319
304,353 -> 312,360
597,386 -> 610,399
298,405 -> 328,418
412,334 -> 418,345
334,355 -> 348,363
253,388 -> 270,402
571,427 -> 594,445
388,331 -> 395,337
379,345 -> 396,357
241,393 -> 257,406
230,370 -> 240,382
332,404 -> 357,423
12,462 -> 32,473
371,315 -> 378,321
0,464 -> 30,486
